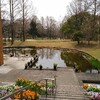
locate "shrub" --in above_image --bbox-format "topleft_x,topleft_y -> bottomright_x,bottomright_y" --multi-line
90,59 -> 100,70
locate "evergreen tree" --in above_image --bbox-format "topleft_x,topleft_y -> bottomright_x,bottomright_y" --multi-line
28,20 -> 38,38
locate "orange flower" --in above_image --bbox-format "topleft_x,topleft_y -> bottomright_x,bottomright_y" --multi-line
83,84 -> 88,89
14,89 -> 40,99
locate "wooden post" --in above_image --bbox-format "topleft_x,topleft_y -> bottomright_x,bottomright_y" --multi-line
0,15 -> 3,65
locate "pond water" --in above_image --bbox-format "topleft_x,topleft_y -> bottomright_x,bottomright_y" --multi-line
3,48 -> 67,69
3,47 -> 95,71
36,48 -> 66,68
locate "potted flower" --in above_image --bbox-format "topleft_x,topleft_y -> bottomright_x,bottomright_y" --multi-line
53,63 -> 57,71
39,65 -> 43,70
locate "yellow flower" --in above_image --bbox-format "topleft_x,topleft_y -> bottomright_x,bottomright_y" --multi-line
37,83 -> 42,87
30,82 -> 35,85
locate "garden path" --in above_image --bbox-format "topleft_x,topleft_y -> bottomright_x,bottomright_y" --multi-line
54,68 -> 88,100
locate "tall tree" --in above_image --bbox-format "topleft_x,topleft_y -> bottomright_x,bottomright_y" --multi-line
18,0 -> 35,41
0,0 -> 1,16
91,0 -> 100,40
9,0 -> 20,44
46,16 -> 50,38
0,13 -> 3,65
28,19 -> 38,38
45,16 -> 57,39
61,12 -> 91,41
41,16 -> 44,38
10,0 -> 14,45
66,0 -> 100,42
22,0 -> 25,41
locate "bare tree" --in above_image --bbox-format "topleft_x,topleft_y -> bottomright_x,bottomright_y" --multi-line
46,16 -> 50,38
6,0 -> 20,44
0,0 -> 9,19
22,0 -> 25,41
49,17 -> 57,39
41,16 -> 44,38
17,0 -> 35,41
0,0 -> 1,16
10,0 -> 14,45
45,16 -> 58,39
67,0 -> 94,16
91,0 -> 100,39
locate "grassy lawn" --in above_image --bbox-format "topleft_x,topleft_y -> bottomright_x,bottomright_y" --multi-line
86,49 -> 100,60
6,39 -> 100,60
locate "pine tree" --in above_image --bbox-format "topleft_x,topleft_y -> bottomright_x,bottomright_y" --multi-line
28,20 -> 38,38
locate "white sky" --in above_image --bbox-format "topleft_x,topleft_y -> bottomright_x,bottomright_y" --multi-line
32,0 -> 72,21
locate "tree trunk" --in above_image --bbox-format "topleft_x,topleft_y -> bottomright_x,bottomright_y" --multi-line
10,0 -> 14,45
0,15 -> 4,65
22,0 -> 25,41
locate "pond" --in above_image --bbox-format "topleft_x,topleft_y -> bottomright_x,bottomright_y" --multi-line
3,48 -> 67,69
3,47 -> 96,71
36,48 -> 66,69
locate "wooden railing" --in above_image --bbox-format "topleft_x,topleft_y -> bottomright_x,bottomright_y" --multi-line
1,76 -> 57,100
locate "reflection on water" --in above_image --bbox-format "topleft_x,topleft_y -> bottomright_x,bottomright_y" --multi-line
36,48 -> 66,68
3,48 -> 66,69
3,48 -> 36,57
61,50 -> 93,72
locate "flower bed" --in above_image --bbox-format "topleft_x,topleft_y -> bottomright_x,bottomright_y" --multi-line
83,83 -> 100,100
41,82 -> 56,95
0,84 -> 21,100
0,78 -> 55,100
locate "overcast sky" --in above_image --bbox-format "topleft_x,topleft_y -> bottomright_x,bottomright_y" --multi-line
32,0 -> 72,21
